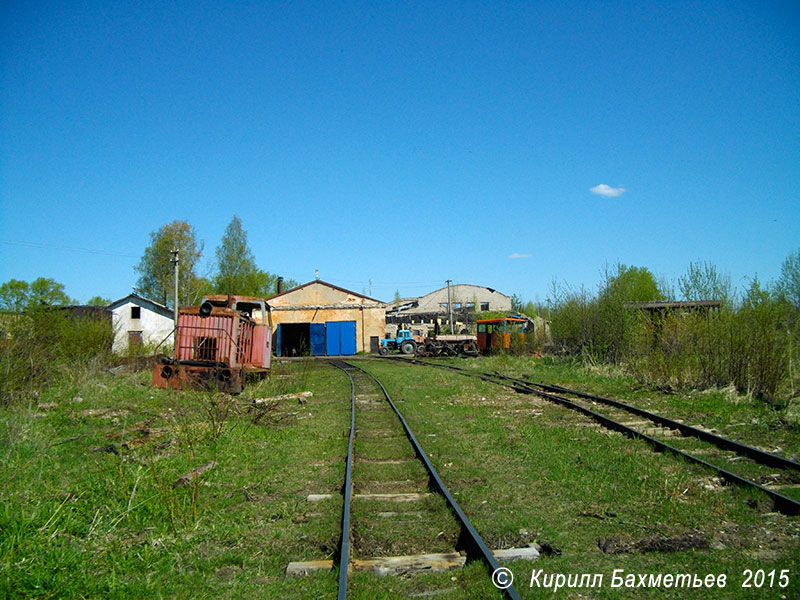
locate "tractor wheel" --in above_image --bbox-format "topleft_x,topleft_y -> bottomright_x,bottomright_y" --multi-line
379,346 -> 389,356
400,340 -> 416,355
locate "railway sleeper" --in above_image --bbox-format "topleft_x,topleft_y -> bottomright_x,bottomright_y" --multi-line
306,492 -> 431,502
286,545 -> 539,577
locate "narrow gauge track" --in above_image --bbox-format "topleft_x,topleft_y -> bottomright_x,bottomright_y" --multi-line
386,357 -> 800,516
330,360 -> 522,600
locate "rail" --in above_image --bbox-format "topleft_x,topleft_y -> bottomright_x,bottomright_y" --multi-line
330,360 -> 522,600
388,357 -> 800,516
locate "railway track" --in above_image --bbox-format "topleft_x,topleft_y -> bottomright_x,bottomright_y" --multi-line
389,357 -> 800,516
287,360 -> 529,599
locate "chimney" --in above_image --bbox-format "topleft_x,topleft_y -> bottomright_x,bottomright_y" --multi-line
276,277 -> 284,294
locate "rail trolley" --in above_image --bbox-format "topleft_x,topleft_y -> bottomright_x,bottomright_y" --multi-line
476,316 -> 527,353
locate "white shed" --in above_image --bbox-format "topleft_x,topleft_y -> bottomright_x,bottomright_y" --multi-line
108,294 -> 174,353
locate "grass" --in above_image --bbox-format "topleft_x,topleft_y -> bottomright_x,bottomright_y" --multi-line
458,354 -> 800,459
1,361 -> 347,598
360,357 -> 800,599
1,355 -> 798,598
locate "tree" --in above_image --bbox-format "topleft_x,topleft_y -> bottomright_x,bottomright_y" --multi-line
678,261 -> 732,304
87,296 -> 111,306
213,215 -> 262,295
775,249 -> 800,308
135,220 -> 203,307
511,293 -> 523,312
212,215 -> 295,297
0,279 -> 30,312
0,277 -> 71,311
192,277 -> 215,302
29,278 -> 71,306
601,264 -> 664,302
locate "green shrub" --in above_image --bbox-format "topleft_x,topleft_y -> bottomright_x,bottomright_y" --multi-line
548,265 -> 798,401
0,308 -> 114,405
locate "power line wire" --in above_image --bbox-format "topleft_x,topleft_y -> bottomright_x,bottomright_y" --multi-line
1,239 -> 139,259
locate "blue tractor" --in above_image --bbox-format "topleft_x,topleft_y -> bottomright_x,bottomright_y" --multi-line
379,329 -> 419,355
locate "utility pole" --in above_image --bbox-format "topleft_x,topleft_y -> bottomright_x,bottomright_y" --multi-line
446,279 -> 454,334
171,249 -> 180,327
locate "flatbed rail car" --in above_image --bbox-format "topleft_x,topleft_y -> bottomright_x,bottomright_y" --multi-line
153,295 -> 271,393
476,317 -> 527,353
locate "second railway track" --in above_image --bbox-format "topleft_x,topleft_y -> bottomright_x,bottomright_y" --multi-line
389,356 -> 800,516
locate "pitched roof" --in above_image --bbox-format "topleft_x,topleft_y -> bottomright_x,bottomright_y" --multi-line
107,293 -> 173,317
265,279 -> 386,304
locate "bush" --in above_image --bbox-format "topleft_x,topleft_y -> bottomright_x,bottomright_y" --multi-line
548,266 -> 798,401
0,308 -> 114,405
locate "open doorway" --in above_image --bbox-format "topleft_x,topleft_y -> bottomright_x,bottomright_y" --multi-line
280,323 -> 310,356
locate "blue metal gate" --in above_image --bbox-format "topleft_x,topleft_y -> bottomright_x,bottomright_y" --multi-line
310,323 -> 326,356
326,321 -> 356,355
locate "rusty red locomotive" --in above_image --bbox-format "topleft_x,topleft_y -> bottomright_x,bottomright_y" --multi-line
153,295 -> 271,393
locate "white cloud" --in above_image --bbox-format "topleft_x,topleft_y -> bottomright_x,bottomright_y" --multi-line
590,184 -> 626,197
508,253 -> 531,259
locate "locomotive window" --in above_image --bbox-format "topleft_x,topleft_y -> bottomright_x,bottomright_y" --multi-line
193,336 -> 218,361
131,306 -> 141,319
477,324 -> 486,333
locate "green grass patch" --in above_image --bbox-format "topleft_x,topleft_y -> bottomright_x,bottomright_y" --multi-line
2,356 -> 798,598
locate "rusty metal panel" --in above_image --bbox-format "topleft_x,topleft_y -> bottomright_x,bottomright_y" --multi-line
251,325 -> 271,368
152,362 -> 244,393
175,314 -> 237,365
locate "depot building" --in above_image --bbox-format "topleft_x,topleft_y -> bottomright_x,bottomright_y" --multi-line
266,280 -> 386,356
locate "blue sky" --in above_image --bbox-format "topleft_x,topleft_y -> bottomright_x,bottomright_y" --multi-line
2,1 -> 798,304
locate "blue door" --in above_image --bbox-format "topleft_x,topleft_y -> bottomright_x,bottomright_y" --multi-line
339,321 -> 356,355
326,321 -> 356,355
310,323 -> 326,356
326,322 -> 340,356
276,324 -> 281,357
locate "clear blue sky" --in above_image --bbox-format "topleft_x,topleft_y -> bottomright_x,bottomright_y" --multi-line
2,1 -> 798,304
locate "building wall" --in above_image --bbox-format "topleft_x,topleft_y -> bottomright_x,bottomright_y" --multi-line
269,281 -> 386,354
385,284 -> 513,336
111,300 -> 174,353
415,284 -> 512,313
